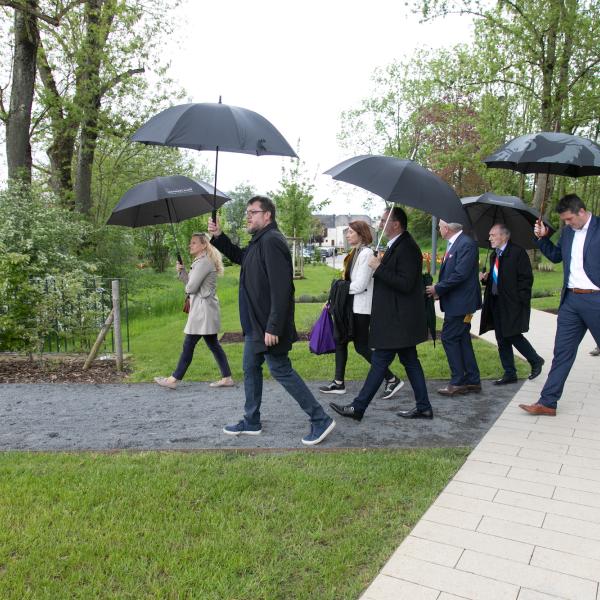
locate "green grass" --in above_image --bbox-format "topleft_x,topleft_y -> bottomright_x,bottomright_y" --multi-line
127,264 -> 529,382
0,449 -> 469,600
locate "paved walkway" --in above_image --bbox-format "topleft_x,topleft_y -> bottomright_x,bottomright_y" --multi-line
361,307 -> 600,600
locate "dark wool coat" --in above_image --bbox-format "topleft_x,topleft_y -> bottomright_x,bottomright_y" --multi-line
369,231 -> 428,350
479,241 -> 533,337
211,222 -> 298,354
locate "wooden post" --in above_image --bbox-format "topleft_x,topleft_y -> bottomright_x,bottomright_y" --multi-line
112,279 -> 123,371
83,309 -> 114,370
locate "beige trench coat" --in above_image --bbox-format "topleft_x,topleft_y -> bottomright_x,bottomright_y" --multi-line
179,255 -> 221,335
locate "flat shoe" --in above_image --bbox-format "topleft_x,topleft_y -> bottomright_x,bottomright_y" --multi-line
154,376 -> 177,390
209,378 -> 235,387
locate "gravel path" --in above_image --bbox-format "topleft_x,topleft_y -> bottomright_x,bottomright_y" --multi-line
0,379 -> 521,450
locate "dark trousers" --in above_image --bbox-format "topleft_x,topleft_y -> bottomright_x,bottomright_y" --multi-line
334,313 -> 394,382
242,339 -> 330,427
540,291 -> 600,408
172,334 -> 232,380
441,315 -> 480,386
491,296 -> 541,378
352,347 -> 431,414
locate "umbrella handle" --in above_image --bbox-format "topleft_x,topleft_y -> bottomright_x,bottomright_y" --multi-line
177,252 -> 183,265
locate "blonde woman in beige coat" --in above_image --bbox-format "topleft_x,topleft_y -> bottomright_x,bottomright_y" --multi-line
154,233 -> 233,389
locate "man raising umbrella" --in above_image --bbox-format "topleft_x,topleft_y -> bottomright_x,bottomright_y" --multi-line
208,196 -> 336,445
480,223 -> 545,385
520,194 -> 600,416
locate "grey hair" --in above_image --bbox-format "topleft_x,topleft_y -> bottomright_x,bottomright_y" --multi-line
445,222 -> 463,232
492,223 -> 511,238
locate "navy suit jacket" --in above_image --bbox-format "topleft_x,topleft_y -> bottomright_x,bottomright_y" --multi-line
436,231 -> 482,317
537,214 -> 600,304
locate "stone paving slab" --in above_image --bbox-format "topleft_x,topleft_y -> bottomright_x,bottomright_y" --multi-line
361,307 -> 600,600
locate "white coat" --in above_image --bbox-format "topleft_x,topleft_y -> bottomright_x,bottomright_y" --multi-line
348,246 -> 375,315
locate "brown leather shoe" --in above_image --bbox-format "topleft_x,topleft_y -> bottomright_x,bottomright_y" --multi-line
465,384 -> 482,393
519,402 -> 556,416
437,384 -> 468,396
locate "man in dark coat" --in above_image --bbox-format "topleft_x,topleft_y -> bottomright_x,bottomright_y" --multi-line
329,206 -> 433,421
426,220 -> 482,396
520,194 -> 600,416
479,224 -> 544,385
208,196 -> 335,445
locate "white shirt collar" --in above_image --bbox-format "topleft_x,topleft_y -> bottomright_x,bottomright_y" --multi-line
386,232 -> 402,248
447,230 -> 462,245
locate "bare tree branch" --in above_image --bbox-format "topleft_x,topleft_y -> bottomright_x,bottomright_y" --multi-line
0,0 -> 85,26
99,67 -> 145,96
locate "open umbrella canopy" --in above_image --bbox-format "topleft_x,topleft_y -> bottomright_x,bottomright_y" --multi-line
483,132 -> 600,177
107,175 -> 231,228
131,102 -> 298,157
461,192 -> 554,250
324,155 -> 469,225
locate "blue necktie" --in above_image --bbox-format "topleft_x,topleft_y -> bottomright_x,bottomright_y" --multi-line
492,250 -> 502,294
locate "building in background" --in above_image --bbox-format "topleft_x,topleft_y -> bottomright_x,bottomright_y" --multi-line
314,214 -> 374,250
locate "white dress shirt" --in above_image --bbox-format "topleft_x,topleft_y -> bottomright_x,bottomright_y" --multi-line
568,214 -> 599,290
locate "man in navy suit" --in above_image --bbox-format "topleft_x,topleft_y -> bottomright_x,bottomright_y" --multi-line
520,194 -> 600,416
426,220 -> 482,396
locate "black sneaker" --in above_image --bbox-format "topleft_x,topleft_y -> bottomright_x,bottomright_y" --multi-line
319,381 -> 346,394
381,377 -> 405,399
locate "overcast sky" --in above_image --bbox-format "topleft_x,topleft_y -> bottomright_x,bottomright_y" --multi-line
165,0 -> 474,216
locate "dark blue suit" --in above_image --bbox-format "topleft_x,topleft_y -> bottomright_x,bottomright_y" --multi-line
436,232 -> 482,386
537,214 -> 600,408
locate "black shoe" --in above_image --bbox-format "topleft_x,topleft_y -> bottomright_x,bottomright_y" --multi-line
319,380 -> 346,394
493,375 -> 518,385
397,407 -> 434,419
381,376 -> 405,399
329,402 -> 363,422
529,358 -> 545,380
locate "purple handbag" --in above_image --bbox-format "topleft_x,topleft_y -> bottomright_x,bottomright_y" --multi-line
308,305 -> 336,355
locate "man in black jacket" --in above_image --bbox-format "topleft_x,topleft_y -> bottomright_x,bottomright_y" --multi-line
208,196 -> 335,446
479,224 -> 544,385
329,206 -> 433,421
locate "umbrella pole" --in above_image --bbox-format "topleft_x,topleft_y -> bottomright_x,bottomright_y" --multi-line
375,203 -> 394,254
212,146 -> 219,223
165,199 -> 183,265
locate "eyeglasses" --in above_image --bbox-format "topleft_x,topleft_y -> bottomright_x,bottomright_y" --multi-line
246,209 -> 265,217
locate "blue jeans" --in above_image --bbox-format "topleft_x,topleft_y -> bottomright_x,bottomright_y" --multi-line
540,291 -> 600,408
353,347 -> 431,414
242,339 -> 330,427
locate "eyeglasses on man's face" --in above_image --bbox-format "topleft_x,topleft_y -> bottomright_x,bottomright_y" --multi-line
246,209 -> 265,217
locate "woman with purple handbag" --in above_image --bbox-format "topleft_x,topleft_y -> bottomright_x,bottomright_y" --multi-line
318,221 -> 404,400
154,233 -> 234,390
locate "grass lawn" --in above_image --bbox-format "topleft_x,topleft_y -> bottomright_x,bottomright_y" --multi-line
0,449 -> 469,600
127,263 -> 530,382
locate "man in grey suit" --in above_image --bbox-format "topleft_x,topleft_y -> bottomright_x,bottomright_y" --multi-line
520,194 -> 600,416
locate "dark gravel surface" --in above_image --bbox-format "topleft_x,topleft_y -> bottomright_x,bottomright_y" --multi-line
0,379 -> 523,451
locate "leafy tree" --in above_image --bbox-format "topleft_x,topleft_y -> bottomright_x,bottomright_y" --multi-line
222,182 -> 256,246
0,181 -> 99,353
270,156 -> 329,241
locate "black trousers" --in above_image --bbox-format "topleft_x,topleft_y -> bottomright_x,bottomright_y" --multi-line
491,295 -> 541,378
172,334 -> 232,380
334,313 -> 394,382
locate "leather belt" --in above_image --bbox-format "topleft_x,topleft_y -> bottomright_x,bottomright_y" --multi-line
569,288 -> 600,294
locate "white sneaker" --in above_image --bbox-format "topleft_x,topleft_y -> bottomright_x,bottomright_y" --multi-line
154,376 -> 177,390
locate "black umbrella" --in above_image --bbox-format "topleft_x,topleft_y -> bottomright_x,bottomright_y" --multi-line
107,175 -> 231,262
131,99 -> 297,219
324,155 -> 469,226
483,132 -> 600,177
461,192 -> 554,251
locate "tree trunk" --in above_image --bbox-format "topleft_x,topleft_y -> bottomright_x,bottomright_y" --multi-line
6,1 -> 39,183
74,97 -> 101,215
